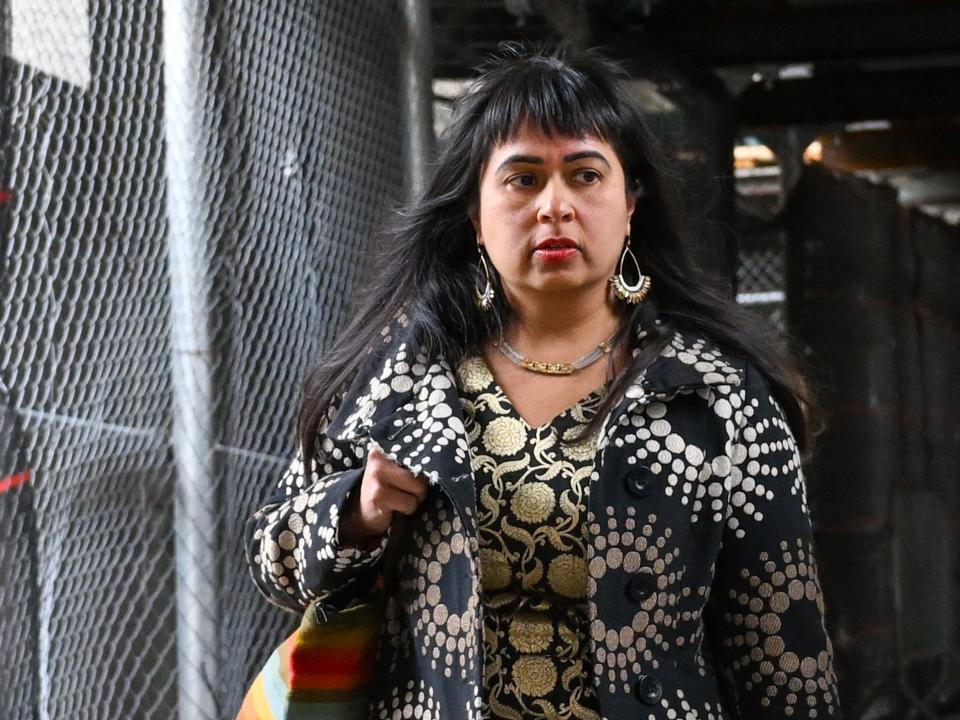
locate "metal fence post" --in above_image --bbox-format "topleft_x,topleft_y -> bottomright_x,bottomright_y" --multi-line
401,0 -> 434,202
161,0 -> 220,717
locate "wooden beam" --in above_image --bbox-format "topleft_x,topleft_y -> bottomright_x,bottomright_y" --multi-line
736,66 -> 960,126
613,4 -> 960,67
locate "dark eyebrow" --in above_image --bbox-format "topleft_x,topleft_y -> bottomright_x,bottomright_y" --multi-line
563,150 -> 611,167
495,154 -> 543,173
495,150 -> 612,174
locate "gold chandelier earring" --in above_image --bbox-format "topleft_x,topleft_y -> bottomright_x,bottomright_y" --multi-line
475,242 -> 495,311
609,236 -> 652,304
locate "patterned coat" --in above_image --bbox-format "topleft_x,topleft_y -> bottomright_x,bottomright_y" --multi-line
245,314 -> 841,720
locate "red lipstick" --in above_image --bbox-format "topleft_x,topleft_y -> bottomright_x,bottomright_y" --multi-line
534,236 -> 579,263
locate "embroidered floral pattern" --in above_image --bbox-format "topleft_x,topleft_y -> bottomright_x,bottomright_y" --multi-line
458,355 -> 605,720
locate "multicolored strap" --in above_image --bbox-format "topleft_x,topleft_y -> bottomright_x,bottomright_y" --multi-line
237,599 -> 383,720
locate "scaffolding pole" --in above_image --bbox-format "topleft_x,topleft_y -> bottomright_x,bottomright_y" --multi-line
161,0 -> 220,717
401,0 -> 434,201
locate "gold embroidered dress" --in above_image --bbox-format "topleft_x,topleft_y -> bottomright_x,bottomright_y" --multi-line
456,356 -> 606,720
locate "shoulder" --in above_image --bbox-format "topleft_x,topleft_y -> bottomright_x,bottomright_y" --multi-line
639,325 -> 745,398
634,325 -> 797,444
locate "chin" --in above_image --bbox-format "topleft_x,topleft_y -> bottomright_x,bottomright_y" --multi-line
529,273 -> 604,296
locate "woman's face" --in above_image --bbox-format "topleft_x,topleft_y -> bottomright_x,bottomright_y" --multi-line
471,122 -> 635,303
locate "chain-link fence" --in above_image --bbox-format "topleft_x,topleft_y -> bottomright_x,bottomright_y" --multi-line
734,157 -> 788,335
4,4 -> 958,719
0,2 -> 412,718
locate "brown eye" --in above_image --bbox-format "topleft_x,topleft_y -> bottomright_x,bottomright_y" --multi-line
507,173 -> 537,188
576,169 -> 601,184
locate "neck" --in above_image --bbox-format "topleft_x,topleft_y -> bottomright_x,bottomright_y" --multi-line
501,283 -> 623,357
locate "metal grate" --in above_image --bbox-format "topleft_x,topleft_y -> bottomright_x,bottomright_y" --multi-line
733,151 -> 789,338
0,2 -> 407,718
737,240 -> 786,303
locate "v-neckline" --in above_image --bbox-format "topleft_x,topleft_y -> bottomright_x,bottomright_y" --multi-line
473,355 -> 610,432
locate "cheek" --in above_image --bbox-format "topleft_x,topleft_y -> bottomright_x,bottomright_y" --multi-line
582,202 -> 628,267
593,235 -> 624,271
480,194 -> 533,241
583,197 -> 628,233
604,200 -> 633,241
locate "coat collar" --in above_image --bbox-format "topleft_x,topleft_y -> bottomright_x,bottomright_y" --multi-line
595,324 -> 743,450
327,309 -> 744,456
325,309 -> 743,538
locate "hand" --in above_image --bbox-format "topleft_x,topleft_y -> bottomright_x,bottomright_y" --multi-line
339,445 -> 428,546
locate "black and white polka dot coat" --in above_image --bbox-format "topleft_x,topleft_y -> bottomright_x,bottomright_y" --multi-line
245,315 -> 841,720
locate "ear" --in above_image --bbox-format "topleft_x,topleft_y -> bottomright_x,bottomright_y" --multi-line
468,206 -> 482,242
624,193 -> 636,235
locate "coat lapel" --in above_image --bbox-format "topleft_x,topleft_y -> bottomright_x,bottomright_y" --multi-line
326,313 -> 744,535
326,315 -> 478,536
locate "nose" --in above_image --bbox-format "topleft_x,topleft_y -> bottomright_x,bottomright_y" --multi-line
536,176 -> 574,224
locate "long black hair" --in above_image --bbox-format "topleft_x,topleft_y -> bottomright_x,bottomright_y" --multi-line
298,41 -> 815,466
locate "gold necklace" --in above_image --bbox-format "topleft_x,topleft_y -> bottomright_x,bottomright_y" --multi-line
495,331 -> 619,376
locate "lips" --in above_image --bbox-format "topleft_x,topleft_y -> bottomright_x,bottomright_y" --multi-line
533,236 -> 579,263
535,236 -> 578,251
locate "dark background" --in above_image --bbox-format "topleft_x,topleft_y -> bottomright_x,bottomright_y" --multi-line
0,1 -> 957,718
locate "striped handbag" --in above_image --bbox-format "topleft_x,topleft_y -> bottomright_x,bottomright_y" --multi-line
238,514 -> 405,720
237,596 -> 384,720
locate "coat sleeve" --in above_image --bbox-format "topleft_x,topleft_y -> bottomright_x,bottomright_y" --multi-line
243,406 -> 389,613
704,362 -> 841,719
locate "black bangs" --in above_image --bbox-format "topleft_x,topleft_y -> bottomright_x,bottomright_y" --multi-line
468,44 -> 633,154
484,66 -> 619,145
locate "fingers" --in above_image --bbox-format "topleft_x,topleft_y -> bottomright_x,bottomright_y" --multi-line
368,483 -> 422,516
367,446 -> 429,502
350,446 -> 430,538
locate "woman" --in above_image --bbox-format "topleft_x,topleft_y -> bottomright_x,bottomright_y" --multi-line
245,43 -> 841,720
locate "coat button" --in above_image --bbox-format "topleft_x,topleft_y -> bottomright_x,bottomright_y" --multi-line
626,469 -> 651,498
635,674 -> 662,704
627,573 -> 654,603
